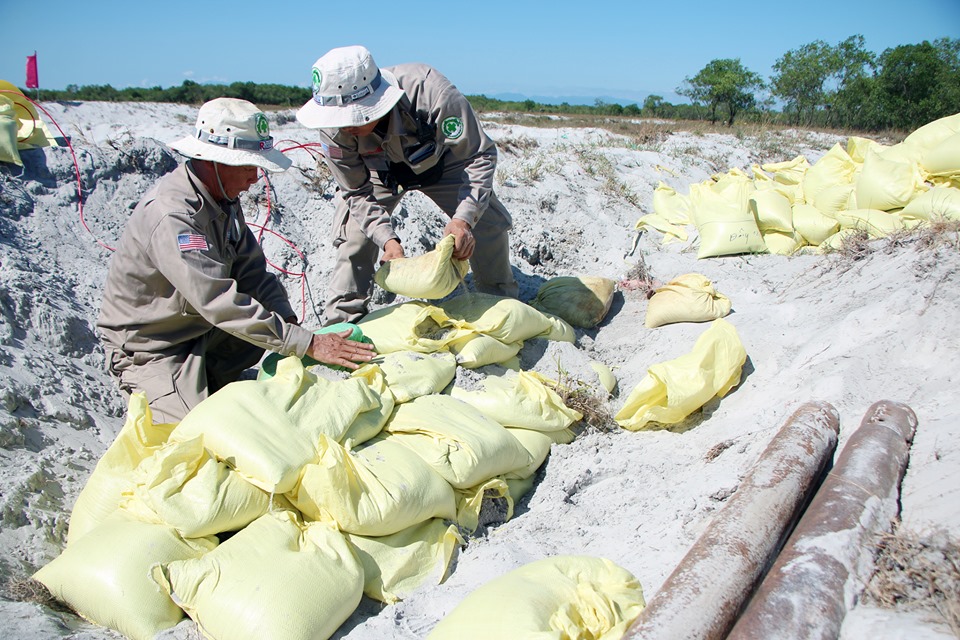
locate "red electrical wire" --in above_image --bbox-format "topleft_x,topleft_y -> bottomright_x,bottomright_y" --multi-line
0,89 -> 113,251
2,94 -> 322,322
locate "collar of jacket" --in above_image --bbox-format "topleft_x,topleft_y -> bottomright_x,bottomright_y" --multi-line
183,160 -> 233,227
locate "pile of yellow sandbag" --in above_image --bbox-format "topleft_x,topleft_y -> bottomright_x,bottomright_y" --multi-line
35,293 -> 584,640
636,112 -> 960,257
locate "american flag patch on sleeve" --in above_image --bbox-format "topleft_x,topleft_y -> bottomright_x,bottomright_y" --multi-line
178,234 -> 209,252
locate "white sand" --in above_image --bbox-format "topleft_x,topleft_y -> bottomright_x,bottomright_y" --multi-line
0,102 -> 957,639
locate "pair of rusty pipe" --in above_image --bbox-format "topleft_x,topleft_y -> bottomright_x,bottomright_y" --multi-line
623,400 -> 917,640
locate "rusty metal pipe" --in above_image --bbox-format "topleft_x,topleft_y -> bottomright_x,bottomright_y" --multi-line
726,400 -> 917,640
623,402 -> 840,640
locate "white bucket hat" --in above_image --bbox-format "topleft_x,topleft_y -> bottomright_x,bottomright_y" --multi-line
296,45 -> 404,129
168,98 -> 292,172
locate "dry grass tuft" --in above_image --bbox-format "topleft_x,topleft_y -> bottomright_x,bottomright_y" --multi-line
828,229 -> 872,261
863,526 -> 960,635
705,439 -> 735,461
915,219 -> 960,252
547,363 -> 619,434
621,252 -> 658,298
4,576 -> 71,612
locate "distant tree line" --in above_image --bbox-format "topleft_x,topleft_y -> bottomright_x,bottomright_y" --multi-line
673,36 -> 960,130
38,80 -> 312,108
26,36 -> 960,132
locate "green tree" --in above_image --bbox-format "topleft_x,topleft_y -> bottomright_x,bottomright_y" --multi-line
770,40 -> 836,125
642,94 -> 664,116
677,58 -> 763,125
829,35 -> 878,129
876,40 -> 959,130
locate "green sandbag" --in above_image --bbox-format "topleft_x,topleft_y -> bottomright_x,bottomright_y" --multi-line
258,322 -> 371,379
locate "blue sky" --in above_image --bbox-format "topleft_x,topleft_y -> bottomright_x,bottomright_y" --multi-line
2,0 -> 958,104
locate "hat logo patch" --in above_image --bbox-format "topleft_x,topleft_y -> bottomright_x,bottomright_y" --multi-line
255,113 -> 270,139
312,68 -> 322,94
442,116 -> 464,140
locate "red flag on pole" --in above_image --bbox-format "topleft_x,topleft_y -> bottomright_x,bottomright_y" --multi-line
26,52 -> 39,89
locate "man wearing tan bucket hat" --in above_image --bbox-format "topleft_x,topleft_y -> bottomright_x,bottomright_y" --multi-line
297,45 -> 519,325
98,97 -> 373,423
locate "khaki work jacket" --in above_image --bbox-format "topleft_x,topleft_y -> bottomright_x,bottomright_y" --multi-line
97,162 -> 314,364
317,63 -> 498,249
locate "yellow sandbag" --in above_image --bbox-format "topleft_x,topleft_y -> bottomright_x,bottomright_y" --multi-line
357,301 -> 470,354
792,203 -> 840,246
449,370 -> 582,432
385,394 -> 533,488
762,230 -> 804,255
651,181 -> 691,224
0,81 -> 59,149
753,163 -> 803,204
748,189 -> 793,233
504,427 -> 575,480
67,393 -> 176,545
152,511 -> 363,640
454,477 -> 514,534
0,98 -> 22,166
373,235 -> 470,299
119,436 -> 281,538
856,148 -> 926,211
356,351 -> 457,404
441,293 -> 575,344
901,112 -> 960,158
615,318 -> 746,431
633,212 -> 689,244
590,360 -> 618,394
289,434 -> 457,536
833,208 -> 906,238
447,332 -> 523,368
691,184 -> 766,259
427,555 -> 645,640
900,187 -> 960,222
346,518 -> 463,604
921,131 -> 960,177
812,183 -> 855,215
802,143 -> 857,203
761,155 -> 810,187
644,273 -> 732,329
529,276 -> 617,329
35,512 -> 216,640
847,136 -> 886,163
172,357 -> 382,493
343,363 -> 395,449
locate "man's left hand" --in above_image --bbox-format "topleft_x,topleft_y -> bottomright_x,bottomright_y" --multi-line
444,219 -> 475,260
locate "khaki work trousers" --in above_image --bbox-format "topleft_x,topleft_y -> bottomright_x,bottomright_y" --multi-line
324,163 -> 519,325
107,329 -> 264,424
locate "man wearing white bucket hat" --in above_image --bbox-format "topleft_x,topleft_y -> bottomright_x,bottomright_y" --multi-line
98,97 -> 373,423
297,45 -> 519,324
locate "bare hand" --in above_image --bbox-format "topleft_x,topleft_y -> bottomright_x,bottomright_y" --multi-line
380,239 -> 405,264
444,219 -> 475,260
306,329 -> 375,370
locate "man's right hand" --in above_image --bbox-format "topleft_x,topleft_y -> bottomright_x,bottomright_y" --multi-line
380,239 -> 405,264
306,330 -> 375,370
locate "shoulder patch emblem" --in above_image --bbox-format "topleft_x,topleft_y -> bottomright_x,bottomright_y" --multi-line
441,116 -> 464,140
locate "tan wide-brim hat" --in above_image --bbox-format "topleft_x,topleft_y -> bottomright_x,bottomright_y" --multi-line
169,98 -> 292,172
296,45 -> 404,129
